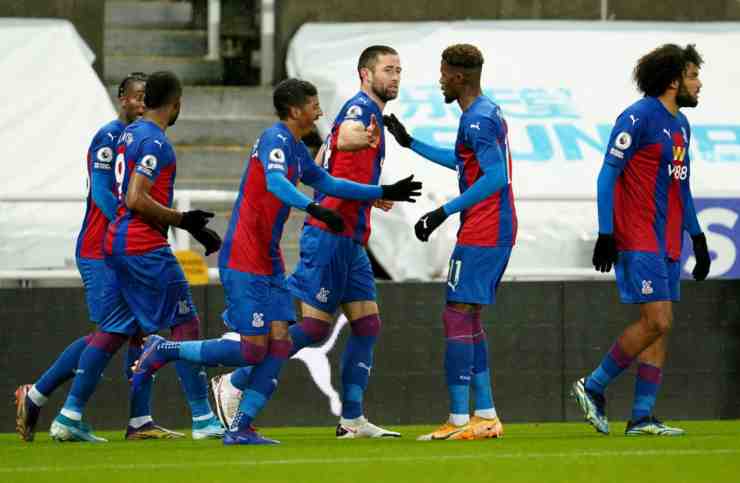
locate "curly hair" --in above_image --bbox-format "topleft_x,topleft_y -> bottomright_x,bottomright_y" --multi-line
633,44 -> 703,97
442,44 -> 484,69
273,78 -> 317,119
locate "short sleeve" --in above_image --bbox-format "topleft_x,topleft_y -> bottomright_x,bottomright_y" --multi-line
257,131 -> 292,176
603,109 -> 644,170
135,138 -> 172,181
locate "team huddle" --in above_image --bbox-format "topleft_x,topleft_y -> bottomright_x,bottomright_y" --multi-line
14,41 -> 710,444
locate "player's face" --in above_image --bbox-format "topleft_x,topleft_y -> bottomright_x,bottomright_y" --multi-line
120,80 -> 146,123
297,95 -> 322,132
439,61 -> 459,104
677,62 -> 701,108
168,97 -> 181,126
367,54 -> 401,102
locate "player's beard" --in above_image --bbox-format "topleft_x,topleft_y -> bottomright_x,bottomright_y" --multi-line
372,81 -> 397,103
168,107 -> 180,126
676,81 -> 698,108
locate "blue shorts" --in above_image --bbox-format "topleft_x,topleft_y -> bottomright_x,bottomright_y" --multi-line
98,247 -> 198,335
220,268 -> 295,336
287,225 -> 376,314
76,257 -> 110,323
615,251 -> 680,304
446,245 -> 512,306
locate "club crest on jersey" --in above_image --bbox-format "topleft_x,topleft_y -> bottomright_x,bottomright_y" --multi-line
252,312 -> 265,328
641,280 -> 653,295
96,147 -> 113,163
123,132 -> 134,145
346,105 -> 363,119
614,132 -> 632,150
316,287 -> 330,304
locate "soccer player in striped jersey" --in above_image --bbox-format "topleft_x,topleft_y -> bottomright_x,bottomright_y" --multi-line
14,73 -> 185,442
131,78 -> 421,445
47,71 -> 224,443
385,44 -> 516,440
572,44 -> 710,436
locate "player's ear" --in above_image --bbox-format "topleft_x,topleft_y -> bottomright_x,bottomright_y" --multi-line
669,78 -> 680,91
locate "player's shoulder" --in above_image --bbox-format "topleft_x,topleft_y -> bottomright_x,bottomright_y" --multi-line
339,91 -> 375,121
260,122 -> 293,148
618,97 -> 658,122
463,96 -> 503,129
94,119 -> 125,145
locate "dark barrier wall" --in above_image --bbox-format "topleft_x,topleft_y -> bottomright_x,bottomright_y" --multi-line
2,280 -> 738,433
274,0 -> 740,82
0,0 -> 104,77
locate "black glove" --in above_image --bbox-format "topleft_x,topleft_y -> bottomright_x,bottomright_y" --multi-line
691,233 -> 710,281
381,175 -> 422,202
179,209 -> 214,233
192,227 -> 222,256
383,114 -> 412,148
306,202 -> 344,233
592,233 -> 618,273
414,206 -> 448,242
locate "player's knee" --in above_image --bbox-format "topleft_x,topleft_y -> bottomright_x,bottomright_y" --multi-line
89,331 -> 128,354
301,317 -> 332,343
171,318 -> 201,341
645,313 -> 673,335
350,314 -> 381,337
443,305 -> 473,339
268,337 -> 293,359
240,338 -> 268,365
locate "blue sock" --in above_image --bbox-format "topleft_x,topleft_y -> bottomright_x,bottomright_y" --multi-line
126,338 -> 152,420
35,335 -> 90,397
232,340 -> 292,431
443,307 -> 474,417
632,363 -> 662,421
585,341 -> 634,395
289,317 -> 330,355
230,367 -> 253,391
341,315 -> 380,419
187,339 -> 247,366
175,361 -> 211,419
61,333 -> 126,417
471,313 -> 494,412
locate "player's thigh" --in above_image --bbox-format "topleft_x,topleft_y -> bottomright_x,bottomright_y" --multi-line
445,245 -> 512,306
94,256 -> 138,336
340,246 -> 377,313
115,247 -> 198,334
287,226 -> 347,315
221,268 -> 295,336
77,256 -> 110,323
614,251 -> 672,304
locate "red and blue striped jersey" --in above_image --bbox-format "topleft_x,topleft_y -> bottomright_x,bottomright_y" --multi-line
76,119 -> 124,259
605,96 -> 692,260
455,96 -> 517,247
219,122 -> 324,275
307,91 -> 384,245
104,119 -> 177,256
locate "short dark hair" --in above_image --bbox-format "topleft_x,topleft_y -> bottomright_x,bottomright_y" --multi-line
273,78 -> 317,119
117,72 -> 147,97
144,71 -> 182,109
357,45 -> 398,79
442,44 -> 484,70
633,44 -> 704,97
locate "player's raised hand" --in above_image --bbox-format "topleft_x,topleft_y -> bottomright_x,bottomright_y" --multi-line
367,114 -> 380,149
414,206 -> 448,242
383,114 -> 412,148
592,233 -> 618,272
179,209 -> 215,233
691,233 -> 711,281
381,175 -> 422,202
306,202 -> 345,233
192,227 -> 222,256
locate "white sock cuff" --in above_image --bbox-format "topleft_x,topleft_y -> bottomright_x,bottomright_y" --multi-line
448,413 -> 470,426
129,416 -> 153,428
60,408 -> 82,421
28,385 -> 48,407
192,411 -> 214,422
474,408 -> 498,419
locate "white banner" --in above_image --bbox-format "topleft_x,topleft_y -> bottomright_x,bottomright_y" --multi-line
288,21 -> 740,280
0,19 -> 115,270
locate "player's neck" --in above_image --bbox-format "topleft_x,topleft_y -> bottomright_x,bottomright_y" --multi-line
143,111 -> 170,131
657,93 -> 680,116
282,119 -> 305,141
361,87 -> 386,112
117,111 -> 130,125
457,86 -> 482,112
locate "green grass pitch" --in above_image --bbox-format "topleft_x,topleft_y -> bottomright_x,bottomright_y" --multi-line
1,421 -> 739,483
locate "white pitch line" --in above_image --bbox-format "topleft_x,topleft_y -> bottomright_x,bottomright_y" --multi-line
1,448 -> 739,473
